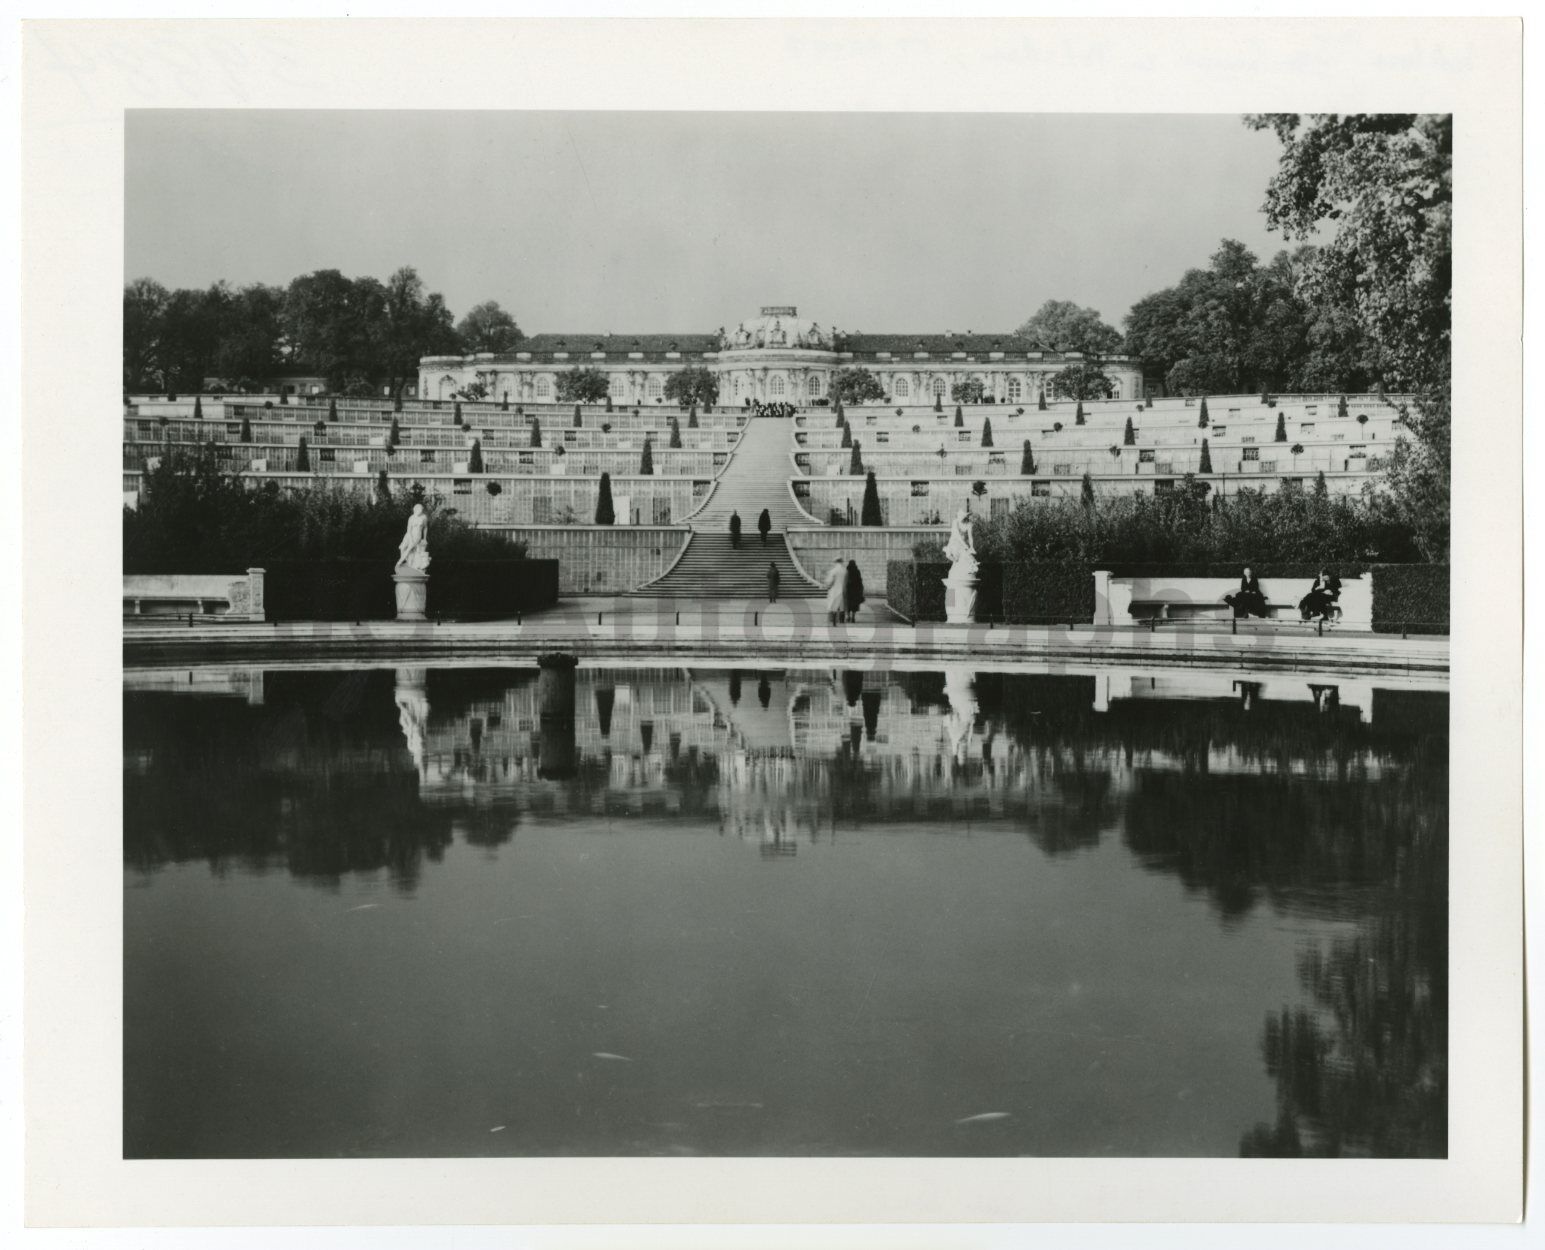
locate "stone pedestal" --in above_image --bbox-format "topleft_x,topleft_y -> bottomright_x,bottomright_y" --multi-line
942,575 -> 979,624
393,568 -> 429,622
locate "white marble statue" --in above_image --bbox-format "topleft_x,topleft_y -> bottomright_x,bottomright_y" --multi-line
396,503 -> 431,573
941,507 -> 979,623
943,665 -> 979,765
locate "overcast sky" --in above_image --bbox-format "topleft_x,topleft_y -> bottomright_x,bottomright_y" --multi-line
126,110 -> 1290,335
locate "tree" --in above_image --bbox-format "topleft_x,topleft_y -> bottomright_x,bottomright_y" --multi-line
1020,440 -> 1036,475
123,278 -> 170,390
688,406 -> 699,429
1016,299 -> 1124,356
454,400 -> 463,425
1199,397 -> 1210,428
468,439 -> 484,473
1080,472 -> 1095,508
950,379 -> 987,403
388,417 -> 401,449
530,417 -> 542,448
595,472 -> 615,525
639,436 -> 654,475
375,469 -> 391,506
669,416 -> 682,449
455,300 -> 523,353
1275,412 -> 1288,442
829,367 -> 885,406
191,395 -> 203,421
574,404 -> 583,428
840,423 -> 852,449
1199,438 -> 1213,474
555,367 -> 611,404
239,416 -> 252,444
1075,399 -> 1086,425
1038,390 -> 1047,412
1123,416 -> 1136,447
953,405 -> 964,428
1049,361 -> 1115,401
849,439 -> 864,475
295,436 -> 311,472
663,366 -> 720,409
860,471 -> 883,526
934,391 -> 943,412
981,418 -> 994,448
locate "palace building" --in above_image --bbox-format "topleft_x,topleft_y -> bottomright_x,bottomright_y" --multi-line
418,305 -> 1147,406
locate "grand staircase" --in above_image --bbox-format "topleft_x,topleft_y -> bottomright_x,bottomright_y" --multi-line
632,416 -> 821,599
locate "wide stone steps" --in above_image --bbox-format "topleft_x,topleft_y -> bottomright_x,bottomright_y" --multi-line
630,533 -> 817,598
689,415 -> 809,530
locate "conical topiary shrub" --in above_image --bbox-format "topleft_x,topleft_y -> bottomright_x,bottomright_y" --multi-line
860,470 -> 883,526
295,436 -> 310,472
454,400 -> 463,425
501,394 -> 509,411
393,391 -> 403,413
239,416 -> 252,444
388,417 -> 401,449
328,396 -> 338,422
530,417 -> 542,448
1145,394 -> 1153,409
193,395 -> 203,420
639,436 -> 654,475
375,469 -> 391,505
981,417 -> 993,448
1338,394 -> 1349,418
1080,472 -> 1095,508
934,392 -> 942,413
1075,400 -> 1085,425
595,471 -> 615,525
1038,390 -> 1047,412
840,423 -> 852,449
688,405 -> 698,429
954,405 -> 964,427
1123,416 -> 1136,446
1199,438 -> 1213,474
574,404 -> 583,428
1199,396 -> 1209,428
849,439 -> 864,475
468,439 -> 484,473
1275,412 -> 1288,442
1020,440 -> 1036,475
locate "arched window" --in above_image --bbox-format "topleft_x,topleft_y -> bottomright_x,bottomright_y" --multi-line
808,375 -> 822,396
535,377 -> 551,399
770,376 -> 785,396
932,378 -> 946,396
609,375 -> 624,396
895,377 -> 910,397
647,376 -> 663,399
1006,377 -> 1022,402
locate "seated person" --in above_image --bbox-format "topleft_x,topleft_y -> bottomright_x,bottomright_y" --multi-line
1223,566 -> 1268,618
1299,569 -> 1343,622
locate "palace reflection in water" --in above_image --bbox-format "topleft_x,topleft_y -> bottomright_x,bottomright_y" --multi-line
124,661 -> 1447,1160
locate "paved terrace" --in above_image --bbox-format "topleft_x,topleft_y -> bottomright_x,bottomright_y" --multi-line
124,596 -> 1449,674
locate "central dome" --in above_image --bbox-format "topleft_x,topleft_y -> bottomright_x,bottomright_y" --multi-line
722,306 -> 830,350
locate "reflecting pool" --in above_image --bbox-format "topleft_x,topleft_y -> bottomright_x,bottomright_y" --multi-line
124,661 -> 1448,1159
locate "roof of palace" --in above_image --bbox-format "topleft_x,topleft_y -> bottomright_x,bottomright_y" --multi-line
841,332 -> 1051,356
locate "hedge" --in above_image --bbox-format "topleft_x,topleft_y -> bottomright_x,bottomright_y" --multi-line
886,561 -> 1089,624
264,558 -> 559,622
1370,564 -> 1449,635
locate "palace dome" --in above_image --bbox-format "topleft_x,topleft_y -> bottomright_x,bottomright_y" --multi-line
721,306 -> 831,350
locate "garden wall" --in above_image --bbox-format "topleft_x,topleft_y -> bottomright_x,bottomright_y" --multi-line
786,526 -> 946,597
479,525 -> 690,595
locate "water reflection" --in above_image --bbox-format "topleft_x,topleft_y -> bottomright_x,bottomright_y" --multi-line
123,661 -> 1446,1158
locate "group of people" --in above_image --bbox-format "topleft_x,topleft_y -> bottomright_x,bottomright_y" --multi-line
746,400 -> 799,419
821,557 -> 866,625
1223,567 -> 1344,622
728,508 -> 773,549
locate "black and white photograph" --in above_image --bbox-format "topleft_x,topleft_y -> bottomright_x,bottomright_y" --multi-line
15,14 -> 1528,1241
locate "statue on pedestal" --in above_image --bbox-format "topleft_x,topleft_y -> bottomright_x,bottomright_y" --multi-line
941,507 -> 979,624
393,503 -> 430,621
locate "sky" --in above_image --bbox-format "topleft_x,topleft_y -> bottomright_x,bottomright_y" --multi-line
125,110 -> 1291,336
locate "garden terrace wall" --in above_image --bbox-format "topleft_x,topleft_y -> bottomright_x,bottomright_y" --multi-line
1370,564 -> 1449,635
477,525 -> 690,596
786,526 -> 946,598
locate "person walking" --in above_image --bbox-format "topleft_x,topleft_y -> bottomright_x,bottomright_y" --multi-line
844,559 -> 865,623
1223,566 -> 1268,619
757,508 -> 771,545
729,510 -> 742,549
767,561 -> 780,604
822,557 -> 848,627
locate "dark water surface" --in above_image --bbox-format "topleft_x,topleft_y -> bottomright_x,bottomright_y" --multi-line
123,662 -> 1447,1158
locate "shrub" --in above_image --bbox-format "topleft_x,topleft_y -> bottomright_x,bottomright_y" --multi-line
840,423 -> 852,449
1371,564 -> 1449,635
1123,417 -> 1136,446
530,418 -> 543,448
295,437 -> 311,472
1199,438 -> 1213,473
388,417 -> 401,448
639,436 -> 654,475
595,471 -> 615,525
468,439 -> 484,473
934,393 -> 942,412
574,404 -> 583,427
239,416 -> 252,444
328,396 -> 338,422
1199,397 -> 1209,428
1338,394 -> 1349,418
375,469 -> 391,505
954,406 -> 964,427
688,405 -> 699,428
1038,391 -> 1047,412
1275,412 -> 1287,442
981,418 -> 994,448
1020,440 -> 1036,475
849,439 -> 864,475
860,471 -> 883,526
669,417 -> 682,449
1075,400 -> 1085,425
485,481 -> 502,496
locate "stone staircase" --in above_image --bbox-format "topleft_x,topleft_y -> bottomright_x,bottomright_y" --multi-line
633,416 -> 821,598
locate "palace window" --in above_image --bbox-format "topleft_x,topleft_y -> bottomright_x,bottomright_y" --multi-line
1032,481 -> 1051,497
933,378 -> 946,396
647,377 -> 663,399
453,478 -> 472,494
535,377 -> 551,398
1242,447 -> 1260,461
895,378 -> 910,397
609,376 -> 624,395
911,481 -> 929,497
1300,423 -> 1315,434
770,377 -> 785,396
1138,449 -> 1155,463
808,375 -> 823,396
1006,377 -> 1022,402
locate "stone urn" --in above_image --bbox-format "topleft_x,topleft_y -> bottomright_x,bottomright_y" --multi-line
393,567 -> 429,622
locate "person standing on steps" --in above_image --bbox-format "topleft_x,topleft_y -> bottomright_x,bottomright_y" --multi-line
729,510 -> 742,549
823,557 -> 848,627
767,561 -> 780,604
844,559 -> 865,623
757,508 -> 771,546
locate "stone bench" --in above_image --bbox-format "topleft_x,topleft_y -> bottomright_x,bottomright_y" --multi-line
123,568 -> 266,621
1095,573 -> 1371,631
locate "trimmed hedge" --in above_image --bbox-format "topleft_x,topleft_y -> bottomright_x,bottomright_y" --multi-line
1371,564 -> 1449,635
264,558 -> 559,622
1098,561 -> 1371,580
886,561 -> 1088,624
